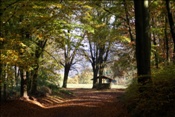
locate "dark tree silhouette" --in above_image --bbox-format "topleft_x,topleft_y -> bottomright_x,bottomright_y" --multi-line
134,0 -> 151,84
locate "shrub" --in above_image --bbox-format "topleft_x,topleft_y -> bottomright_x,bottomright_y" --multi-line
123,65 -> 175,117
38,86 -> 52,97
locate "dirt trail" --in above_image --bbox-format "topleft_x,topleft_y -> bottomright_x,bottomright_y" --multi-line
0,88 -> 130,117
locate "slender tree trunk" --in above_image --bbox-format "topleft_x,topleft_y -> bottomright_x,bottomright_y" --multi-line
20,69 -> 28,98
166,0 -> 175,63
98,65 -> 104,89
19,15 -> 28,98
62,65 -> 70,88
0,4 -> 3,103
3,66 -> 7,101
0,49 -> 1,102
164,17 -> 170,64
26,71 -> 30,92
0,79 -> 1,103
30,64 -> 39,94
134,0 -> 151,85
151,17 -> 159,68
92,66 -> 98,89
3,83 -> 6,101
153,33 -> 159,69
20,70 -> 24,97
98,51 -> 103,88
15,66 -> 18,86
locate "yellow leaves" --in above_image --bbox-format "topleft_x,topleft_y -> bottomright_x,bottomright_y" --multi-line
0,38 -> 5,41
83,5 -> 92,10
82,11 -> 93,23
117,36 -> 131,43
47,3 -> 62,11
55,4 -> 62,9
20,42 -> 27,48
94,23 -> 106,28
0,39 -> 31,67
32,5 -> 45,9
1,48 -> 33,70
1,50 -> 19,65
122,36 -> 131,43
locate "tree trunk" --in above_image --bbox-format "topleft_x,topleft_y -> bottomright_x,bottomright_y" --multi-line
134,0 -> 151,85
0,81 -> 1,103
92,66 -> 98,89
98,46 -> 106,88
164,17 -> 170,64
151,17 -> 159,68
0,6 -> 3,103
26,71 -> 31,93
0,59 -> 2,103
14,66 -> 18,87
3,80 -> 7,101
30,65 -> 39,94
30,39 -> 47,94
165,0 -> 175,63
30,47 -> 40,95
98,53 -> 103,88
153,33 -> 159,69
98,66 -> 104,89
3,66 -> 7,101
20,69 -> 28,98
62,65 -> 70,88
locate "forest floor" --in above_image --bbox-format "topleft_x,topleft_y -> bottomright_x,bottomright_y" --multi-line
0,88 -> 130,117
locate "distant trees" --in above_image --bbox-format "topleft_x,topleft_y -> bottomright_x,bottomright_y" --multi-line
79,68 -> 93,84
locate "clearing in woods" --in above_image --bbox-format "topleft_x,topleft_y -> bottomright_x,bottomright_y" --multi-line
0,88 -> 130,117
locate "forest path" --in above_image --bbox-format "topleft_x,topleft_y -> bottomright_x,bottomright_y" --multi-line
0,88 -> 130,117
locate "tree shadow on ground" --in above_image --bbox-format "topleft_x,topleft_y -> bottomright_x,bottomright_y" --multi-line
0,89 -> 130,117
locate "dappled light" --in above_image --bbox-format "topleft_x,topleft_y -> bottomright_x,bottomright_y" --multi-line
0,89 -> 130,117
1,0 -> 175,117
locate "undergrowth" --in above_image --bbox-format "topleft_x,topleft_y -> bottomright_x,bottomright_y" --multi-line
123,65 -> 175,117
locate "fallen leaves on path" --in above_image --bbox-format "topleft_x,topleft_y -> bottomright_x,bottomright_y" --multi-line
0,88 -> 130,117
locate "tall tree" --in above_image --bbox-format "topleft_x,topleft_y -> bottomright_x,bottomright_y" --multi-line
82,5 -> 116,88
59,29 -> 85,88
0,3 -> 3,102
165,0 -> 175,63
134,0 -> 151,84
164,16 -> 170,64
30,39 -> 47,94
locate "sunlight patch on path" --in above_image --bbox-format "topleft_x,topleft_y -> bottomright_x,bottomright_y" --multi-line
67,84 -> 127,89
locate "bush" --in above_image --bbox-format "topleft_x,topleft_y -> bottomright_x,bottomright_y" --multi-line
123,65 -> 175,117
38,86 -> 52,97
